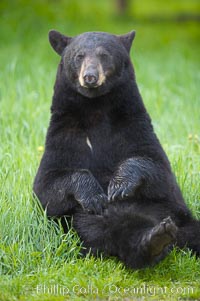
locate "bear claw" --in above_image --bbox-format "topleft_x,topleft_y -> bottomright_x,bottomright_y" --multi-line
108,179 -> 137,201
80,193 -> 108,214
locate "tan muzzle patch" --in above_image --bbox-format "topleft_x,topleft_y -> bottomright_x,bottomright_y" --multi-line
79,58 -> 106,88
97,63 -> 106,86
79,61 -> 86,87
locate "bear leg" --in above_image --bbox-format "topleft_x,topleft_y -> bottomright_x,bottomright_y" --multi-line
176,219 -> 200,256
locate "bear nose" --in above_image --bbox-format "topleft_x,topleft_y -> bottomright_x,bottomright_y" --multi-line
83,71 -> 98,88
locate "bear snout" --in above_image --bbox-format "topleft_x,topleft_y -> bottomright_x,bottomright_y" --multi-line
79,58 -> 106,89
83,71 -> 98,88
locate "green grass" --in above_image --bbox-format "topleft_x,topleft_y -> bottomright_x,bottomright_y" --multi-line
0,1 -> 200,300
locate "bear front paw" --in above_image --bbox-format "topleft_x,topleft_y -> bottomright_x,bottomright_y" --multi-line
79,193 -> 108,214
108,176 -> 140,201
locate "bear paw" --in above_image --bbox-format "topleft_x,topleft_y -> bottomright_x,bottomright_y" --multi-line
108,176 -> 141,201
79,193 -> 108,214
141,216 -> 178,257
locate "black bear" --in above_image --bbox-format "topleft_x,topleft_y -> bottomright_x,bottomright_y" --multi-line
33,30 -> 200,269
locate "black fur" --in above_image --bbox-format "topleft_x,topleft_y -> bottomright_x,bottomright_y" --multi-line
33,30 -> 200,269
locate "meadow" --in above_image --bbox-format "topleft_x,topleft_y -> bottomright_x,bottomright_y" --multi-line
0,1 -> 200,300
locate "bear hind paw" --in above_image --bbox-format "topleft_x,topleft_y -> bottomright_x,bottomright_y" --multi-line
141,216 -> 178,257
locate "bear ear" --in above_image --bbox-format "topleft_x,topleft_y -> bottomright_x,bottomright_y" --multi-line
48,30 -> 72,55
117,30 -> 136,53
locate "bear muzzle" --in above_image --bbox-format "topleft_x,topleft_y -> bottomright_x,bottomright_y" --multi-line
83,70 -> 98,88
79,59 -> 106,89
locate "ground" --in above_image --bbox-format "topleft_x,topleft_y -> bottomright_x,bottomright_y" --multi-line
0,0 -> 200,300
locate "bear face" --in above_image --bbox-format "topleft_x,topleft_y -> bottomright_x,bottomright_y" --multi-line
49,30 -> 135,98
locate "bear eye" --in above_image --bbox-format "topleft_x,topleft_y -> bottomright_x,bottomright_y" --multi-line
99,53 -> 108,59
76,53 -> 85,62
98,52 -> 111,64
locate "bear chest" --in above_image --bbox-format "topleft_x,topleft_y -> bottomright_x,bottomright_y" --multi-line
64,123 -> 131,170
